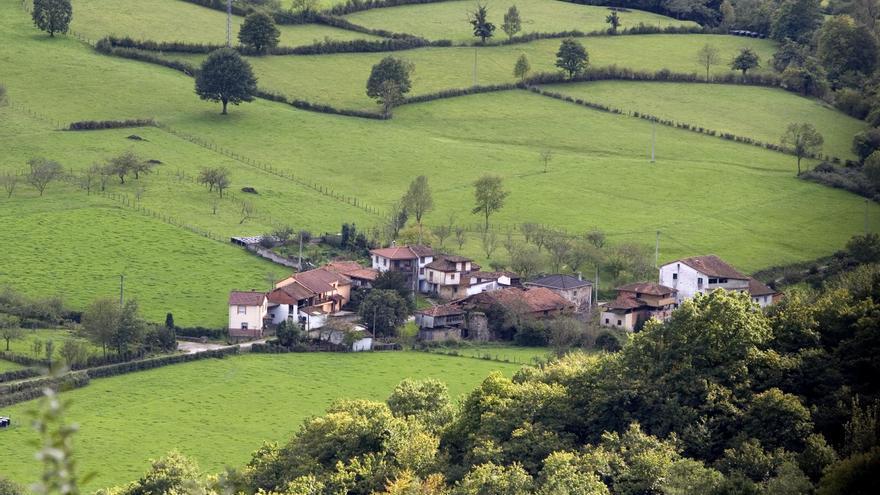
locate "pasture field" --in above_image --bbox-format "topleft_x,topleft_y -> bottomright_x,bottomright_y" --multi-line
0,0 -> 876,321
69,0 -> 380,45
343,0 -> 696,42
0,359 -> 25,371
165,34 -> 777,110
3,328 -> 103,357
427,344 -> 555,363
0,192 -> 275,327
540,81 -> 866,160
0,352 -> 522,491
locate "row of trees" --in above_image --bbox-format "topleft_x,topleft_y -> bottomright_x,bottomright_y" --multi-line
81,298 -> 176,358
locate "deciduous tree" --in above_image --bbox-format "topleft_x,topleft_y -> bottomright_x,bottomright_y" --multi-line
472,174 -> 508,231
32,0 -> 72,37
731,47 -> 760,75
359,289 -> 410,337
0,314 -> 22,351
238,12 -> 280,54
781,122 -> 823,175
817,15 -> 879,85
696,43 -> 720,82
402,175 -> 433,241
470,4 -> 496,44
27,157 -> 63,196
555,38 -> 588,78
366,57 -> 413,115
606,10 -> 621,34
1,174 -> 18,198
502,5 -> 522,39
771,0 -> 823,43
513,53 -> 530,81
82,297 -> 120,357
195,48 -> 257,115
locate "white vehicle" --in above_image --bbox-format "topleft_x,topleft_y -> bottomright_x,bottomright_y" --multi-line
0,416 -> 10,428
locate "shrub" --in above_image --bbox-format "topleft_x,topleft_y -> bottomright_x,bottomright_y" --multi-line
595,331 -> 622,352
0,367 -> 42,384
67,119 -> 156,131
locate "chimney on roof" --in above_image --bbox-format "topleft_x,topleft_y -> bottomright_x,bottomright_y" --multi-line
577,272 -> 582,281
391,240 -> 397,247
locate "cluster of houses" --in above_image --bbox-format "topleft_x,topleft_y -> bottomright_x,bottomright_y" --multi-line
228,241 -> 781,345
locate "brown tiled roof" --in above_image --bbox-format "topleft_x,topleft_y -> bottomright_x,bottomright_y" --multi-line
748,278 -> 777,297
410,245 -> 434,257
674,255 -> 747,280
418,304 -> 465,317
426,254 -> 471,272
267,282 -> 314,305
295,268 -> 350,294
605,296 -> 644,310
325,261 -> 379,281
470,287 -> 572,313
617,282 -> 677,297
527,274 -> 592,289
229,291 -> 266,306
370,246 -> 420,260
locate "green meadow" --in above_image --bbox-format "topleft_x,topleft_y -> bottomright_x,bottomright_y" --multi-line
343,0 -> 696,42
165,34 -> 777,110
69,0 -> 379,45
540,81 -> 867,160
0,0 -> 875,322
0,360 -> 24,371
2,328 -> 102,357
0,352 -> 521,491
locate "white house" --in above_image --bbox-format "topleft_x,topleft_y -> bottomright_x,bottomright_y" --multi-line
659,255 -> 779,308
228,291 -> 268,338
370,244 -> 434,292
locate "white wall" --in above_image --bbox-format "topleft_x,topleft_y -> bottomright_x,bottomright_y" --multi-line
660,262 -> 750,304
268,304 -> 299,325
228,301 -> 267,331
600,311 -> 634,331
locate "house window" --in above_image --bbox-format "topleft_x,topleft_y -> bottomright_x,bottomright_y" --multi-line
384,259 -> 388,267
605,318 -> 609,324
241,322 -> 248,330
237,305 -> 246,314
617,320 -> 622,326
672,273 -> 678,280
719,278 -> 728,283
708,278 -> 718,284
420,268 -> 424,275
697,277 -> 703,286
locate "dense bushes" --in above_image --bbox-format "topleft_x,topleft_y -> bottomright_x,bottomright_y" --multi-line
0,351 -> 48,367
85,346 -> 238,379
802,162 -> 880,202
0,367 -> 41,384
0,371 -> 90,407
95,40 -> 198,75
99,36 -> 223,53
174,326 -> 226,340
272,36 -> 446,55
67,119 -> 156,131
255,89 -> 387,119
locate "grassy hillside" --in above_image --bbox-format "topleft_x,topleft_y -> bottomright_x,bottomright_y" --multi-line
540,81 -> 866,160
343,0 -> 696,42
0,352 -> 521,491
68,0 -> 380,45
165,34 -> 777,110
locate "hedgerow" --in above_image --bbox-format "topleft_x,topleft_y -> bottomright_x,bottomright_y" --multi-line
0,367 -> 41,384
67,119 -> 156,131
325,0 -> 452,16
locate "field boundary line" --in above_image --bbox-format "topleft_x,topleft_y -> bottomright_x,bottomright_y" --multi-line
154,123 -> 384,217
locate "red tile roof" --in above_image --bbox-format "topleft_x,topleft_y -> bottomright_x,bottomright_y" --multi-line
748,278 -> 777,297
229,291 -> 266,306
325,261 -> 379,281
470,287 -> 572,313
616,282 -> 677,297
267,282 -> 314,305
673,255 -> 747,280
426,255 -> 472,272
370,245 -> 434,260
295,268 -> 350,294
605,296 -> 644,310
418,304 -> 465,317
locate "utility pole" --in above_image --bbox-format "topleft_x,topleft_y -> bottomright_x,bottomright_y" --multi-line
655,230 -> 660,268
119,274 -> 125,306
650,121 -> 656,163
226,0 -> 232,48
594,265 -> 600,305
473,47 -> 478,87
298,232 -> 303,269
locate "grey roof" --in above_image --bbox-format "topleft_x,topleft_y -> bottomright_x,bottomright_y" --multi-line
526,274 -> 592,290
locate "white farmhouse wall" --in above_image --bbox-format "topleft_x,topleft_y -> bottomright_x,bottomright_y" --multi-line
228,302 -> 267,331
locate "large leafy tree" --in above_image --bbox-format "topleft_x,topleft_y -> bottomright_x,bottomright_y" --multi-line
731,47 -> 760,75
771,0 -> 823,43
472,174 -> 509,231
238,12 -> 281,54
81,297 -> 120,357
32,0 -> 72,37
470,4 -> 496,44
195,48 -> 257,115
555,38 -> 588,78
358,289 -> 411,337
366,56 -> 413,115
781,122 -> 823,175
817,15 -> 879,86
606,10 -> 621,34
